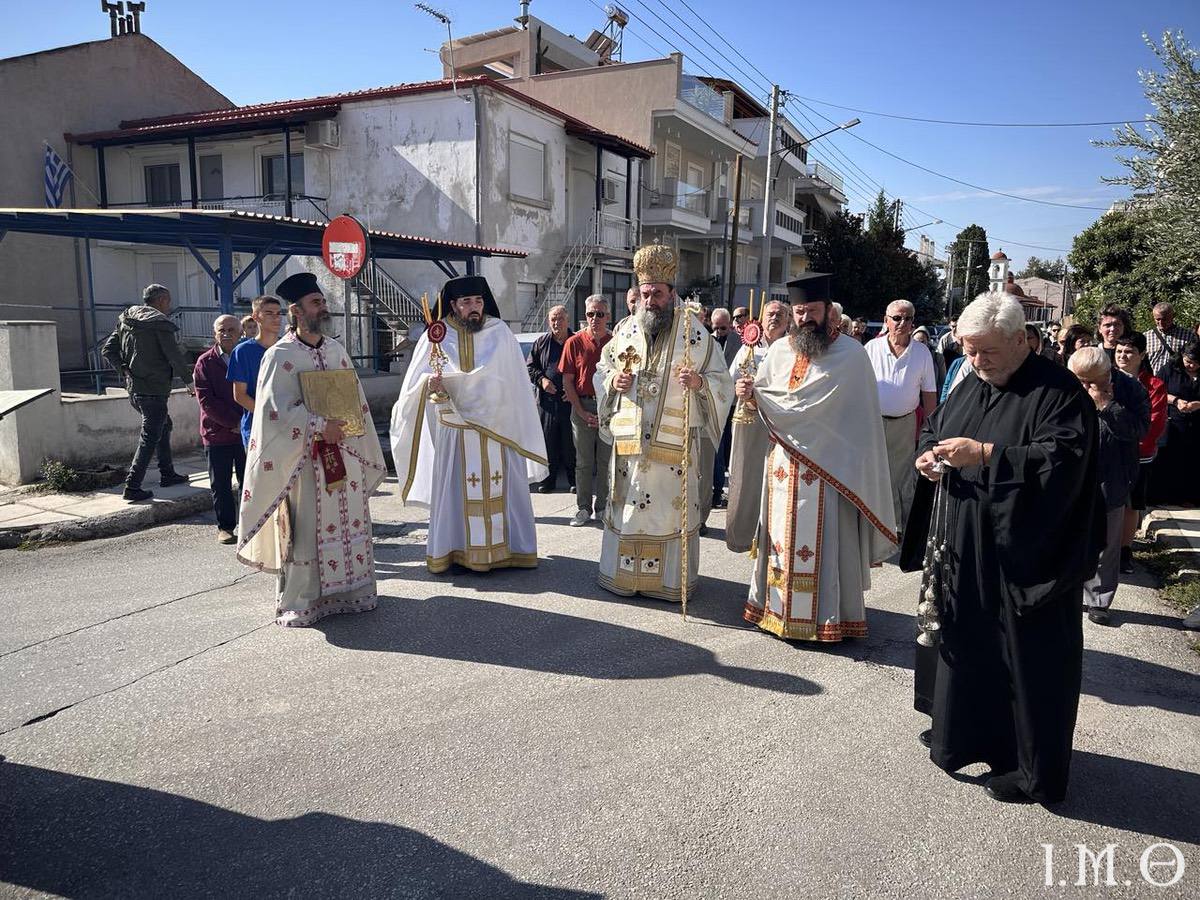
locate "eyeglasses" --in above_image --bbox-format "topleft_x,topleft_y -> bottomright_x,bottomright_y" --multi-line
585,311 -> 607,318
888,315 -> 914,323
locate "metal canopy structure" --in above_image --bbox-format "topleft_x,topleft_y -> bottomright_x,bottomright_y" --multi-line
0,206 -> 525,311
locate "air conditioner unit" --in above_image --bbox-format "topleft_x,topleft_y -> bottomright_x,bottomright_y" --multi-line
602,177 -> 622,205
305,120 -> 340,149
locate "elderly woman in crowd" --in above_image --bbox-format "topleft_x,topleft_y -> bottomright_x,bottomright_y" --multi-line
1149,340 -> 1200,507
1114,333 -> 1167,573
1068,347 -> 1148,625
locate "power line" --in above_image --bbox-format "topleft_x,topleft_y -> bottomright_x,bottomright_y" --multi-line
784,94 -> 1146,128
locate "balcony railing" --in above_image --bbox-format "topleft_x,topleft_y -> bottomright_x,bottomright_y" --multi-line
802,162 -> 844,194
107,194 -> 330,220
679,74 -> 726,124
595,212 -> 639,252
649,179 -> 709,217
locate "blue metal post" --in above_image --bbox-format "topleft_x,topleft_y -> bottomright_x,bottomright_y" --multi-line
218,234 -> 234,314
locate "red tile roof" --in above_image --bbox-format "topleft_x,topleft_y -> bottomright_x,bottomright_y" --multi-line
67,76 -> 652,157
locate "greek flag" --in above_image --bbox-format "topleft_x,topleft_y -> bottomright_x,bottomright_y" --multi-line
44,143 -> 72,208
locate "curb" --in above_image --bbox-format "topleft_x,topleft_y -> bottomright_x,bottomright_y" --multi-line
0,491 -> 213,549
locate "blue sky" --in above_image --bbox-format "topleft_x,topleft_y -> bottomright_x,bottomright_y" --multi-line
5,0 -> 1197,269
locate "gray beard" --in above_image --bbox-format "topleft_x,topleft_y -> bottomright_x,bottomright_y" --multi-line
454,313 -> 485,333
302,312 -> 334,337
636,305 -> 673,337
789,324 -> 832,358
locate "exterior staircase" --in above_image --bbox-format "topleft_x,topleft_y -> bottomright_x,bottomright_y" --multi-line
351,259 -> 427,357
521,211 -> 638,331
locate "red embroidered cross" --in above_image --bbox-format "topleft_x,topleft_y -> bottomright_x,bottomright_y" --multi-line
263,461 -> 274,472
352,518 -> 361,528
243,489 -> 251,501
249,438 -> 256,451
291,428 -> 301,440
282,361 -> 294,372
269,411 -> 278,421
800,468 -> 818,486
356,553 -> 365,564
350,480 -> 358,492
361,403 -> 369,413
773,465 -> 788,482
797,545 -> 814,562
326,524 -> 336,534
327,560 -> 338,570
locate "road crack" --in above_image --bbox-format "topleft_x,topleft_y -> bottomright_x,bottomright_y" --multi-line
0,572 -> 258,661
1,619 -> 274,736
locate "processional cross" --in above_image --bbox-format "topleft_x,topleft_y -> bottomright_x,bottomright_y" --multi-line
617,346 -> 641,373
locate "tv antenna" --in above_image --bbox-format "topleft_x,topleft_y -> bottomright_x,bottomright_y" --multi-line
415,4 -> 467,100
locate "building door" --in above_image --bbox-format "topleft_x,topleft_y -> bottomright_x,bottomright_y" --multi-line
569,164 -> 594,243
602,269 -> 633,322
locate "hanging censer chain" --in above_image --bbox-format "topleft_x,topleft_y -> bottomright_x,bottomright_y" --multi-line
917,458 -> 950,647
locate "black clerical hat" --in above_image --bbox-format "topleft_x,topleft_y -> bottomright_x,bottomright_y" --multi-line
786,272 -> 833,304
276,272 -> 322,303
441,275 -> 500,319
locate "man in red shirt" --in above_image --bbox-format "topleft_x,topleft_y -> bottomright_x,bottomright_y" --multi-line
560,294 -> 613,526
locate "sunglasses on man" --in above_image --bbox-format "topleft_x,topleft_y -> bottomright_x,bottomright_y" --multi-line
584,310 -> 607,318
888,315 -> 913,323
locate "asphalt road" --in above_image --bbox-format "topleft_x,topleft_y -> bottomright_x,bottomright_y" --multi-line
1,479 -> 1198,899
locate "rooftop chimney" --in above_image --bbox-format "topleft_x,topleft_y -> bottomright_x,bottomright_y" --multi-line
101,1 -> 146,37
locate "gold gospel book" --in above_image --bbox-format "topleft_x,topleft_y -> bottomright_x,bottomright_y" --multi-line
298,369 -> 366,437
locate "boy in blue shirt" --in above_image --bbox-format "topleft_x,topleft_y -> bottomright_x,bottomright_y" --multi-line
228,294 -> 283,447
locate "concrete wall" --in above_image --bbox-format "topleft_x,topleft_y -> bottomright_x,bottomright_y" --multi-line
511,57 -> 680,148
0,34 -> 231,369
0,320 -> 408,485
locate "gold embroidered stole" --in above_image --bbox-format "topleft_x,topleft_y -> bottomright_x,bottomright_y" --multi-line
608,312 -> 691,464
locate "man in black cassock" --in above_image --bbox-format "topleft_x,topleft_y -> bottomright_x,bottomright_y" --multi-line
900,292 -> 1103,805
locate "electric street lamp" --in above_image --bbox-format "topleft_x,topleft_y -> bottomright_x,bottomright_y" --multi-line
758,117 -> 860,297
902,219 -> 941,234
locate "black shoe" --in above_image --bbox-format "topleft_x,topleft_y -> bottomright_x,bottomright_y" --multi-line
123,487 -> 153,503
1119,547 -> 1134,575
698,524 -> 709,537
569,485 -> 577,494
159,472 -> 190,488
1088,608 -> 1112,626
918,729 -> 932,749
984,772 -> 1035,804
536,484 -> 551,494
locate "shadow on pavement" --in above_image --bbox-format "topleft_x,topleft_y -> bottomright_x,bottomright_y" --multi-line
320,593 -> 821,697
1050,751 -> 1200,847
0,759 -> 599,899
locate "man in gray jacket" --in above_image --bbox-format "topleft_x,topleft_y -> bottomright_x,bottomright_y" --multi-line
101,284 -> 195,502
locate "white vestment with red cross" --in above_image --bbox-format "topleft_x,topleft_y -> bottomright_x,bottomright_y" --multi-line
236,332 -> 387,627
743,334 -> 897,641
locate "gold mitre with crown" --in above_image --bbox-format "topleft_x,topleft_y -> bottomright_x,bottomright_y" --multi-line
633,243 -> 678,286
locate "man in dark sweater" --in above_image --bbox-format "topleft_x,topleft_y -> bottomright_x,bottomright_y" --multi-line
101,283 -> 194,502
194,315 -> 247,544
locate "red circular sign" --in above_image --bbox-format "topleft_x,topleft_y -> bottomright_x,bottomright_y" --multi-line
740,321 -> 763,346
321,215 -> 369,280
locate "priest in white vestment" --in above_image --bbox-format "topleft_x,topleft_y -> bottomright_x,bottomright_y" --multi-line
237,272 -> 388,628
594,245 -> 734,601
736,273 -> 897,641
725,298 -> 791,553
390,276 -> 547,573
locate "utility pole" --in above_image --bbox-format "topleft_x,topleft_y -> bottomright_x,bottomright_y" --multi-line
756,84 -> 781,298
961,242 -> 974,310
726,153 -> 744,307
943,247 -> 955,322
893,198 -> 902,231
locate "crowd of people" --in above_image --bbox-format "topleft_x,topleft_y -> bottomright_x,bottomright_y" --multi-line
97,248 -> 1198,805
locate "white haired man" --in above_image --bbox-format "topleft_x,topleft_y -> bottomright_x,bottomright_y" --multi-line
902,292 -> 1103,804
1146,301 -> 1192,375
865,298 -> 937,531
560,295 -> 612,526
